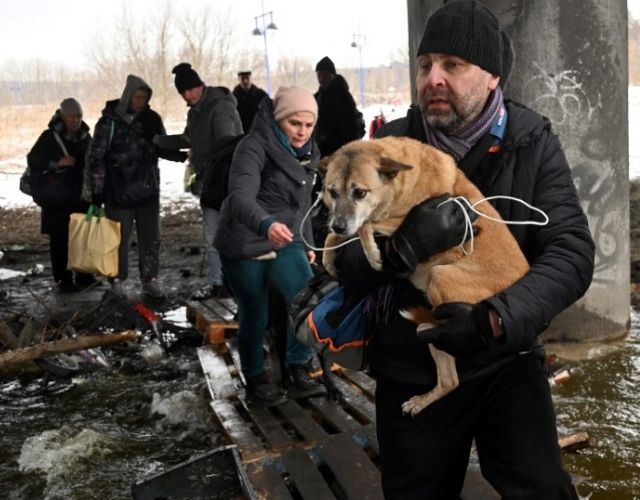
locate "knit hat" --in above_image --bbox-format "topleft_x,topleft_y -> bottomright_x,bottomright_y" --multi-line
315,56 -> 336,74
417,0 -> 505,77
273,86 -> 318,121
172,63 -> 204,93
59,98 -> 83,116
237,70 -> 252,77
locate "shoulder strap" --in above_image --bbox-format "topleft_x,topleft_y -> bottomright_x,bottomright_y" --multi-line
52,131 -> 70,157
107,119 -> 115,150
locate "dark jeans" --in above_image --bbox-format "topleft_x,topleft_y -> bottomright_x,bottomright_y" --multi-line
105,199 -> 160,281
44,207 -> 92,285
221,243 -> 314,378
376,353 -> 577,500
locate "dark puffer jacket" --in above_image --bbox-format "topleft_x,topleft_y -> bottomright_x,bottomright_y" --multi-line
360,101 -> 595,386
314,74 -> 363,157
214,97 -> 319,259
27,111 -> 91,209
233,84 -> 268,133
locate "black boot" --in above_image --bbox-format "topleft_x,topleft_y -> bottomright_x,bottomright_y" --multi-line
246,372 -> 286,407
287,362 -> 327,398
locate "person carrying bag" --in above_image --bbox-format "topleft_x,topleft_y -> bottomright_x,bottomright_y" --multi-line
68,204 -> 121,277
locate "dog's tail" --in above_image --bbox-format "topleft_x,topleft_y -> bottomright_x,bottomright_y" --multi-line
399,306 -> 436,328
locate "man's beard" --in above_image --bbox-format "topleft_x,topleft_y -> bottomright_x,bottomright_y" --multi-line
421,89 -> 481,135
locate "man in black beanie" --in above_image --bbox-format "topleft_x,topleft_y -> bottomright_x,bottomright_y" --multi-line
154,62 -> 243,299
336,1 -> 593,498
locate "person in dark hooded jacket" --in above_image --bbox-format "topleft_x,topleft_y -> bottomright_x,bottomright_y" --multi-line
27,98 -> 95,293
88,75 -> 187,299
215,86 -> 326,407
336,1 -> 595,499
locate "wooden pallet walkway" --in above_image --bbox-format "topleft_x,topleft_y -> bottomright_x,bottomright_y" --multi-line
189,297 -> 499,499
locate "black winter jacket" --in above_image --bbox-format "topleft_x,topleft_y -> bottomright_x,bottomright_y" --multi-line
214,97 -> 319,259
314,74 -> 363,157
233,84 -> 268,133
360,101 -> 595,386
27,111 -> 90,210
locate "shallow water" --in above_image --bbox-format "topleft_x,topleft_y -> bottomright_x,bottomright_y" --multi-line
554,309 -> 640,499
0,346 -> 234,500
1,314 -> 640,499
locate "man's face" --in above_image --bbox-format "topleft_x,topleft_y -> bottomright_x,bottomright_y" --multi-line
62,112 -> 82,133
316,71 -> 335,90
181,85 -> 205,107
130,89 -> 150,113
239,75 -> 252,91
416,53 -> 499,134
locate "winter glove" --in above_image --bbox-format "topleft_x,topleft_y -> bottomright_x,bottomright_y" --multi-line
384,194 -> 478,276
417,302 -> 494,359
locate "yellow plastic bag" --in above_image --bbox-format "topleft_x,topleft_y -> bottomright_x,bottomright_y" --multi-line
68,205 -> 121,277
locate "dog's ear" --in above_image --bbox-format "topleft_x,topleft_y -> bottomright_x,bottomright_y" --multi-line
379,157 -> 413,180
316,155 -> 332,178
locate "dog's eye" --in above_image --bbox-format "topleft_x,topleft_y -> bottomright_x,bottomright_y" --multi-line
328,188 -> 339,199
352,188 -> 367,200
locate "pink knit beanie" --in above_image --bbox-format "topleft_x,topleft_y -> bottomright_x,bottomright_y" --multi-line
273,86 -> 318,121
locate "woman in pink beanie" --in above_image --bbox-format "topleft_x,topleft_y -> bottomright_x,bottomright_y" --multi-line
215,85 -> 325,406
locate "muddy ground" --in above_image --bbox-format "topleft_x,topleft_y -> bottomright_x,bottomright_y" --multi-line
0,203 -> 209,329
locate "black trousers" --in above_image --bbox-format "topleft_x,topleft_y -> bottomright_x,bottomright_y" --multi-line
375,353 -> 578,500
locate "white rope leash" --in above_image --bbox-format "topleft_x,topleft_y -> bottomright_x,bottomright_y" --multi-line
299,192 -> 549,255
441,195 -> 549,255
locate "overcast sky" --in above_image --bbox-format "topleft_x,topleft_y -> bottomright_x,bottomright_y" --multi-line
0,0 -> 409,72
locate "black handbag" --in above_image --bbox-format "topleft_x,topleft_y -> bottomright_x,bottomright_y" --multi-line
109,161 -> 159,208
31,167 -> 81,208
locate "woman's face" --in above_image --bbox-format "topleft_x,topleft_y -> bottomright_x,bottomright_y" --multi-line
130,89 -> 150,113
278,112 -> 316,148
62,112 -> 82,133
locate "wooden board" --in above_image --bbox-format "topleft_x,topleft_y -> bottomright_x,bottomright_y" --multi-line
280,448 -> 336,500
197,346 -> 238,400
316,432 -> 384,500
245,460 -> 293,500
210,399 -> 266,463
186,299 -> 238,344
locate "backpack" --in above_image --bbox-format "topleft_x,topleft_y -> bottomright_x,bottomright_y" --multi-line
290,268 -> 371,371
200,134 -> 245,210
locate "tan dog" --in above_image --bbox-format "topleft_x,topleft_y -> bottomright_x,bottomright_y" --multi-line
318,136 -> 530,416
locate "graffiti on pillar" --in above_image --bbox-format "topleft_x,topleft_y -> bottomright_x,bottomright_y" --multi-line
523,62 -> 621,284
523,62 -> 602,126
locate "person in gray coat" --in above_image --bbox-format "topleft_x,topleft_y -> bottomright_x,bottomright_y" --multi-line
215,86 -> 325,407
155,63 -> 243,298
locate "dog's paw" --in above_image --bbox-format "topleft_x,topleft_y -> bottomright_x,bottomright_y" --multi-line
401,396 -> 429,417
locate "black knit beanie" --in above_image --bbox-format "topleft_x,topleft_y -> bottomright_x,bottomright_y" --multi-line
172,63 -> 204,93
417,0 -> 504,77
315,56 -> 336,74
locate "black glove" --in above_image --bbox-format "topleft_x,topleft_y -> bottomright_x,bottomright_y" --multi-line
91,192 -> 105,207
385,194 -> 477,276
416,302 -> 493,359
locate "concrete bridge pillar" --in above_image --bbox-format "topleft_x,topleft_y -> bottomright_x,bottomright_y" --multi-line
406,0 -> 629,340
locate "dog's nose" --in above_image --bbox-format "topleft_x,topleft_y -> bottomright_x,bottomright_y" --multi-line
331,219 -> 347,234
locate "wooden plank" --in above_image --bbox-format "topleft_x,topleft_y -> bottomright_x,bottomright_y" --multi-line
278,400 -> 328,442
317,432 -> 383,500
240,397 -> 294,450
186,301 -> 238,344
307,396 -> 362,433
210,399 -> 266,462
330,376 -> 377,424
341,370 -> 376,398
199,297 -> 237,322
246,460 -> 293,500
280,448 -> 335,500
197,346 -> 238,400
356,424 -> 379,455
